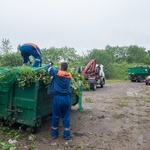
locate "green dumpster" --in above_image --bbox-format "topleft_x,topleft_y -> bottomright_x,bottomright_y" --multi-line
12,81 -> 53,127
0,66 -> 80,128
12,81 -> 79,127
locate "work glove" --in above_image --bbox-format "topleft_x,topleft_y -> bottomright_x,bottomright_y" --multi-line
47,59 -> 53,65
49,61 -> 53,65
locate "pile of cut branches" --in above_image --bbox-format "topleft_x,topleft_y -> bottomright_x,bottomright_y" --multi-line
16,66 -> 89,96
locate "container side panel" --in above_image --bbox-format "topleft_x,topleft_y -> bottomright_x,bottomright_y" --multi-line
0,86 -> 13,119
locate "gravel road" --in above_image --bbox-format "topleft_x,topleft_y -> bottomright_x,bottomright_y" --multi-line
10,81 -> 150,150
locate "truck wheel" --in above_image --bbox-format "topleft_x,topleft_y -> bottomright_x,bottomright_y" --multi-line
131,80 -> 136,82
138,77 -> 142,82
92,83 -> 96,91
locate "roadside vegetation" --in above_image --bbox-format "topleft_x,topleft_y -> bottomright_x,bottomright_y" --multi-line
0,38 -> 150,81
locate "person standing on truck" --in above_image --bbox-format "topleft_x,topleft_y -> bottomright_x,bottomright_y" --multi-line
45,61 -> 72,140
19,42 -> 42,67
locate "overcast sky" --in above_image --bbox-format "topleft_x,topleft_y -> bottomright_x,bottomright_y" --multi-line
0,0 -> 150,54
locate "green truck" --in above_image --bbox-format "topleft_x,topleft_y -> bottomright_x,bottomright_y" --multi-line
128,66 -> 150,82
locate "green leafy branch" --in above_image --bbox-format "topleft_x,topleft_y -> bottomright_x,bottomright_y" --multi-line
15,66 -> 89,96
16,66 -> 52,88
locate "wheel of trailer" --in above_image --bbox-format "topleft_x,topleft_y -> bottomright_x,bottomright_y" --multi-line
100,78 -> 104,88
100,80 -> 104,88
138,77 -> 142,82
131,80 -> 136,82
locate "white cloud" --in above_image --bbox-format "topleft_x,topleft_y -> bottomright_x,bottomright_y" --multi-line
0,0 -> 150,54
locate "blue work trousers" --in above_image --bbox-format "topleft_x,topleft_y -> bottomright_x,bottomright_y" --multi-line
52,94 -> 71,138
20,45 -> 42,67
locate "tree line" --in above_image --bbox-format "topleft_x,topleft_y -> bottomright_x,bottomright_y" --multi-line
0,38 -> 150,80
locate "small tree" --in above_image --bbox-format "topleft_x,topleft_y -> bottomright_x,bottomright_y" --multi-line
0,38 -> 13,54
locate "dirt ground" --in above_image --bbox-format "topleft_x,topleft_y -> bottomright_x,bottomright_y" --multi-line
6,81 -> 150,150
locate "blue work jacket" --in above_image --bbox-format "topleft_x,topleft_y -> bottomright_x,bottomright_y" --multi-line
45,65 -> 71,95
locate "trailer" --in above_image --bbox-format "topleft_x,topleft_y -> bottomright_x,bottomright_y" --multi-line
128,66 -> 150,82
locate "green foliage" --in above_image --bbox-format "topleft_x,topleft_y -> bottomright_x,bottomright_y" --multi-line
41,46 -> 81,64
69,67 -> 90,96
82,45 -> 150,80
17,44 -> 21,52
82,48 -> 115,69
126,45 -> 147,63
0,141 -> 16,150
0,52 -> 22,67
106,62 -> 129,80
0,67 -> 20,92
16,66 -> 52,88
106,62 -> 147,80
0,123 -> 23,150
16,66 -> 89,96
1,38 -> 150,81
85,97 -> 93,103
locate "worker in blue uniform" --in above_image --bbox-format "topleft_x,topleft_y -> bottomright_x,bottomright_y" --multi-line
20,42 -> 42,67
45,61 -> 72,140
